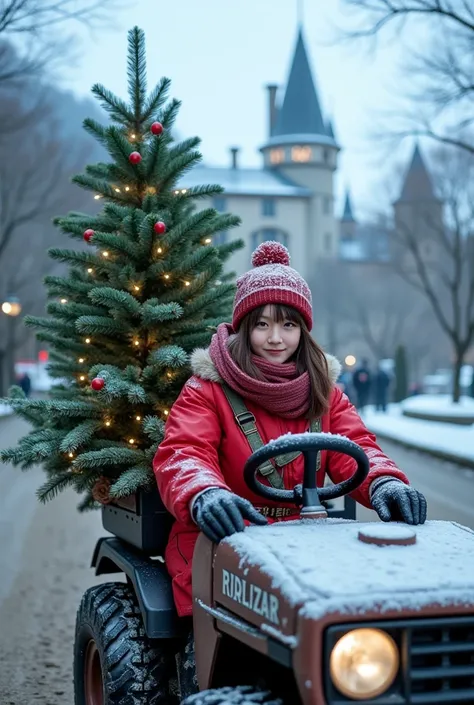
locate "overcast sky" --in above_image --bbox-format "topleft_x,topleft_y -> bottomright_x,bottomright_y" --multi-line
65,0 -> 421,217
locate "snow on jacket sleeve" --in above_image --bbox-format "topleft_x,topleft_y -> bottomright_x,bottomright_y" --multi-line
153,379 -> 231,527
327,387 -> 409,508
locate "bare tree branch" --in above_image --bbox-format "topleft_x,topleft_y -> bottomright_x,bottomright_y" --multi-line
0,0 -> 127,84
0,0 -> 123,35
339,0 -> 474,156
341,0 -> 474,39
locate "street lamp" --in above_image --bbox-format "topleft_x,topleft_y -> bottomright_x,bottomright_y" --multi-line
345,355 -> 357,367
2,296 -> 22,317
1,295 -> 22,395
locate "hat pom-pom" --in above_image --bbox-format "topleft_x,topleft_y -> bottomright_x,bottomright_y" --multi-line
252,241 -> 290,267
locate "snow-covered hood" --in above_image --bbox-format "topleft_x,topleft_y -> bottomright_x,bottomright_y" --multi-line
191,347 -> 342,385
224,519 -> 474,619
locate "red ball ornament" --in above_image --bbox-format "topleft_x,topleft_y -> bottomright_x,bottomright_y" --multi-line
83,229 -> 95,242
153,221 -> 166,235
151,122 -> 164,136
129,151 -> 142,165
91,377 -> 105,391
252,241 -> 290,268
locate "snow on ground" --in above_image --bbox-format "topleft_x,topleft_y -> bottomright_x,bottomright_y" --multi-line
0,403 -> 11,418
365,403 -> 474,464
401,394 -> 474,417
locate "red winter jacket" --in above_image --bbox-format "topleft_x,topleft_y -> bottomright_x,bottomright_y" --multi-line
153,349 -> 408,616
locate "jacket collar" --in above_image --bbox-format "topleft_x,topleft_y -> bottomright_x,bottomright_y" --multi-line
190,347 -> 342,386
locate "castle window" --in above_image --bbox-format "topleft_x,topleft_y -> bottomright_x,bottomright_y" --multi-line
324,233 -> 332,253
213,196 -> 227,212
251,228 -> 289,251
323,148 -> 330,164
291,146 -> 312,162
262,198 -> 276,217
270,148 -> 285,165
323,197 -> 332,215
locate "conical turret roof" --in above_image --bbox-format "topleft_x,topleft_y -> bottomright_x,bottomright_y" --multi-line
273,29 -> 329,138
397,145 -> 438,203
342,191 -> 356,222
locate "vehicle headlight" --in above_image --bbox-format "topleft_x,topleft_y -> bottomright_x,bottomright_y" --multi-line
329,628 -> 399,700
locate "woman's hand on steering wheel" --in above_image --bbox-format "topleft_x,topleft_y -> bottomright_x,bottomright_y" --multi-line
193,488 -> 268,542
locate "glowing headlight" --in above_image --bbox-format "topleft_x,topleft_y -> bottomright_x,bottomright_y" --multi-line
330,628 -> 399,700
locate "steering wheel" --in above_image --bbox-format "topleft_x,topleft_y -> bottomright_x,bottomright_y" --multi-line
243,432 -> 370,515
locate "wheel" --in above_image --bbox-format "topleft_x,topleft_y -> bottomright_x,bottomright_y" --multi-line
74,582 -> 176,705
181,685 -> 283,705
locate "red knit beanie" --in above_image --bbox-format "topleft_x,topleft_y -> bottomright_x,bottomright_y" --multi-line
232,241 -> 313,331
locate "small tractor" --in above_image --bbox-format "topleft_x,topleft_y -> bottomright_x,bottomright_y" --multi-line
74,433 -> 474,704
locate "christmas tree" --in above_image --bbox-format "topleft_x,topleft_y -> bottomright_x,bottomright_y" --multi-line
1,27 -> 242,511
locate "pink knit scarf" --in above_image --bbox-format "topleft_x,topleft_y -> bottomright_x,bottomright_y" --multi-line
209,323 -> 310,419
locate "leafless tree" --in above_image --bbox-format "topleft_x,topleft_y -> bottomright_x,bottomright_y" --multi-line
339,0 -> 474,155
310,258 -> 359,356
0,111 -> 97,394
0,0 -> 126,84
350,267 -> 409,359
390,146 -> 474,400
311,256 -> 432,369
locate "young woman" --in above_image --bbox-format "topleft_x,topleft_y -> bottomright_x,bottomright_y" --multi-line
153,241 -> 427,619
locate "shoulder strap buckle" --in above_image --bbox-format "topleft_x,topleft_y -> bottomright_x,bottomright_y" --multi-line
235,411 -> 257,435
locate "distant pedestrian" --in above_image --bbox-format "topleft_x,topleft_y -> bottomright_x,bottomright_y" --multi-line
374,364 -> 391,412
19,372 -> 32,398
337,366 -> 354,403
352,358 -> 371,412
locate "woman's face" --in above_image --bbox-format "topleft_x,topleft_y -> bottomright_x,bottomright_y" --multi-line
250,305 -> 301,364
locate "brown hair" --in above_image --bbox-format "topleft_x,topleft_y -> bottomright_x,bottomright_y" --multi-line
228,304 -> 332,419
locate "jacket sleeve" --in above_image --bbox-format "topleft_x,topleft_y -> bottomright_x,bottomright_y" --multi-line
326,387 -> 409,508
153,379 -> 231,527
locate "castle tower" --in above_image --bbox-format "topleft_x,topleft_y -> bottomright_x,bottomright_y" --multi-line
260,29 -> 340,261
393,144 -> 443,256
340,191 -> 356,242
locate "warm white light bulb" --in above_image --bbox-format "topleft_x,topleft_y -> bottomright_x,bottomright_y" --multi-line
78,358 -> 84,363
87,268 -> 93,274
105,420 -> 111,427
102,251 -> 109,257
60,298 -> 67,304
157,247 -> 163,254
163,409 -> 169,416
136,415 -> 141,421
134,340 -> 140,346
85,338 -> 91,344
164,274 -> 170,280
125,186 -> 130,191
184,281 -> 190,286
134,285 -> 140,291
129,438 -> 135,444
204,238 -> 212,244
79,375 -> 85,381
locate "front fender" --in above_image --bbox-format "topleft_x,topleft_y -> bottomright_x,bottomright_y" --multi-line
92,536 -> 183,639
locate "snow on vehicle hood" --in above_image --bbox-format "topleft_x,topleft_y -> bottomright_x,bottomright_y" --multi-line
226,519 -> 474,619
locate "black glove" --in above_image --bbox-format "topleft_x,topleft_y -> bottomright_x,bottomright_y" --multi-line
371,478 -> 427,525
192,489 -> 268,543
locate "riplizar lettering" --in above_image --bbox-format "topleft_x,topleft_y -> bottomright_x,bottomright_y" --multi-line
221,569 -> 280,625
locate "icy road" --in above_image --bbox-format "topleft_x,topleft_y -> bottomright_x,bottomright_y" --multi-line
0,416 -> 473,703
